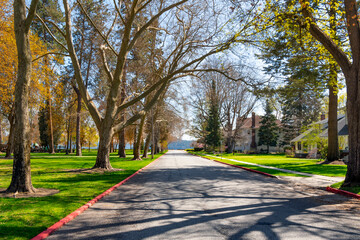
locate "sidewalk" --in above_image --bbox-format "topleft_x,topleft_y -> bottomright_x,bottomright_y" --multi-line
204,154 -> 344,188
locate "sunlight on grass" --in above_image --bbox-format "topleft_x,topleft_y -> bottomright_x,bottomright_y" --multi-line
331,181 -> 360,195
188,150 -> 347,177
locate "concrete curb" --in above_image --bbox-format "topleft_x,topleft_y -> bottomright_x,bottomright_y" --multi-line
326,186 -> 360,199
189,152 -> 276,178
31,154 -> 165,240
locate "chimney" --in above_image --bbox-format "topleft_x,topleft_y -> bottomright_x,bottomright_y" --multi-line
252,112 -> 256,128
321,113 -> 326,120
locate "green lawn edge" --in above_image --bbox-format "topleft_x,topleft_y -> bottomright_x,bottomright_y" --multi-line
187,151 -> 306,177
0,150 -> 166,240
330,181 -> 360,195
186,150 -> 347,178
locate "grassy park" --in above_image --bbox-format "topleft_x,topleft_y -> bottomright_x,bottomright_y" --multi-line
187,150 -> 347,177
0,150 -> 165,240
187,150 -> 357,193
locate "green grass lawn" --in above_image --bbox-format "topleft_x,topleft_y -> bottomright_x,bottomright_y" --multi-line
330,181 -> 360,195
187,150 -> 347,177
0,150 -> 164,240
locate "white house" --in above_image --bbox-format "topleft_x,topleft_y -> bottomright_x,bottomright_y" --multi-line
290,113 -> 348,156
235,112 -> 282,153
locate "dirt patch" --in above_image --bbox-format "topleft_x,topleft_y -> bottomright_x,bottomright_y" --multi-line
0,188 -> 60,198
317,160 -> 346,165
64,168 -> 124,174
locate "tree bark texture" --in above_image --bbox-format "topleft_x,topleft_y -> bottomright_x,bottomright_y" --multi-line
65,116 -> 71,155
7,0 -> 39,193
5,115 -> 15,159
142,134 -> 151,158
48,98 -> 55,154
133,115 -> 146,160
0,118 -> 2,144
326,0 -> 339,162
118,131 -> 126,158
93,123 -> 113,169
118,69 -> 127,158
327,65 -> 339,162
76,91 -> 82,156
343,70 -> 360,186
300,0 -> 360,186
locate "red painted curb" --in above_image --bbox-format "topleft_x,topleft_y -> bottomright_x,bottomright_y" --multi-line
31,154 -> 165,240
212,159 -> 277,178
326,186 -> 360,199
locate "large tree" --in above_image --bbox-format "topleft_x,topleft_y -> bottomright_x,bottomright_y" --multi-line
264,0 -> 360,186
48,0 -> 235,169
6,0 -> 40,193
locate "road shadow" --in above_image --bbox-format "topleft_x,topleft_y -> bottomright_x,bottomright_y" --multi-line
47,152 -> 360,239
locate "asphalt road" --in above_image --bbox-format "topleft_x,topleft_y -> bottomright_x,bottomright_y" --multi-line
47,150 -> 360,240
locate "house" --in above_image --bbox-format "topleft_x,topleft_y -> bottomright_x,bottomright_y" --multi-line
290,113 -> 348,157
234,112 -> 282,153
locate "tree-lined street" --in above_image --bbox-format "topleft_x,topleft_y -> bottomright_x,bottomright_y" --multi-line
47,150 -> 360,239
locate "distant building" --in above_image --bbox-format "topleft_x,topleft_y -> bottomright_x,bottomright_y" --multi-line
235,112 -> 282,153
291,113 -> 348,155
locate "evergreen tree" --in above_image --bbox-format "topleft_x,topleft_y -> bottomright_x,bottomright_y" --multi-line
258,101 -> 279,153
279,78 -> 322,146
205,80 -> 221,150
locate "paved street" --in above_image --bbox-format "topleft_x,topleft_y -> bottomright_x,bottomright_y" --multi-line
48,150 -> 360,239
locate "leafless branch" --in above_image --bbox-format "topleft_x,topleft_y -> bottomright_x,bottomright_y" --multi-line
32,52 -> 69,62
77,0 -> 118,56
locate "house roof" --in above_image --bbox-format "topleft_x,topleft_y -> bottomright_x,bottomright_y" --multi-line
319,116 -> 347,138
291,114 -> 348,142
290,128 -> 314,143
239,115 -> 281,129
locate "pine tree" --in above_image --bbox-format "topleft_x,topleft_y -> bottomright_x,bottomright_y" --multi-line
205,80 -> 221,151
258,101 -> 279,153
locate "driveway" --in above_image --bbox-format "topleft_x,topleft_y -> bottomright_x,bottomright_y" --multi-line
47,150 -> 360,239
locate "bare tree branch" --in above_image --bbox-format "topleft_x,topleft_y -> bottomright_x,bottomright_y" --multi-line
77,0 -> 118,56
32,52 -> 69,62
25,0 -> 40,33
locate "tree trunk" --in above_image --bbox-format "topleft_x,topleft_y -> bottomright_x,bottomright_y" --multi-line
93,124 -> 113,169
133,115 -> 146,160
0,118 -> 2,144
326,1 -> 339,162
48,98 -> 55,154
227,138 -> 235,154
110,137 -> 114,153
118,131 -> 126,158
142,134 -> 151,158
343,70 -> 360,187
7,0 -> 38,193
65,116 -> 70,155
69,133 -> 72,153
75,91 -> 82,156
327,67 -> 339,162
5,117 -> 15,159
118,64 -> 127,158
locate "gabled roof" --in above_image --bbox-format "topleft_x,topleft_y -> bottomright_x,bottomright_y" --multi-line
290,128 -> 314,143
291,114 -> 348,142
239,115 -> 281,129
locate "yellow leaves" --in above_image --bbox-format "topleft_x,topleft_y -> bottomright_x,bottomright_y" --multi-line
0,3 -> 59,116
